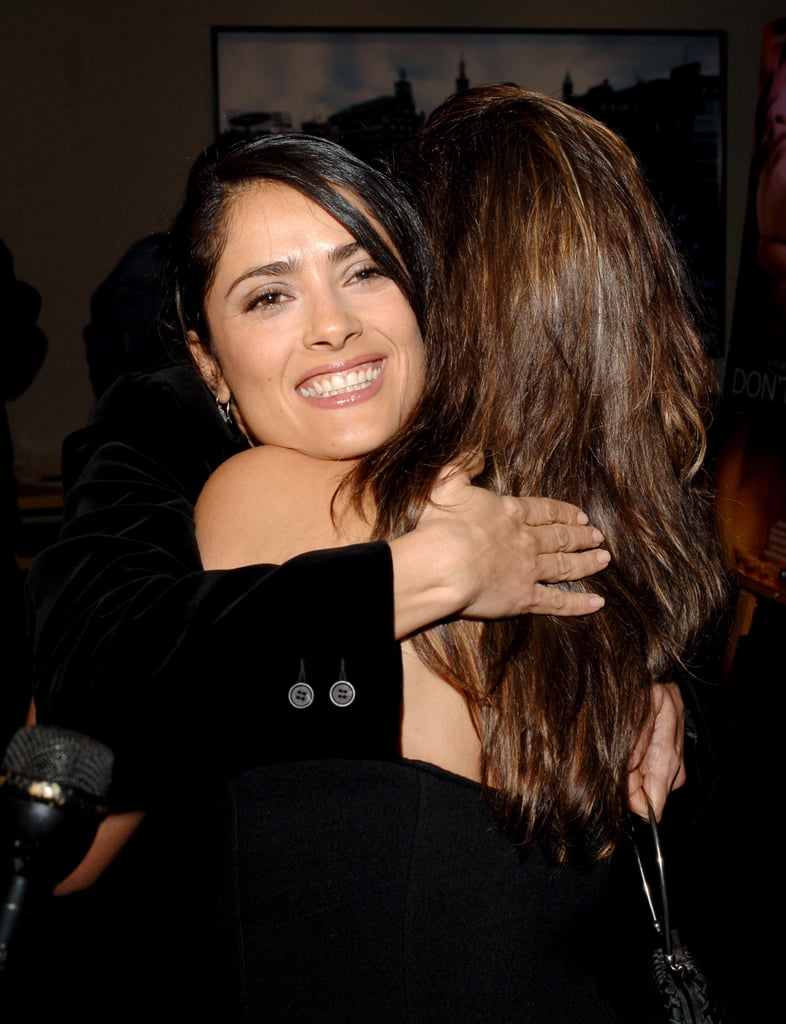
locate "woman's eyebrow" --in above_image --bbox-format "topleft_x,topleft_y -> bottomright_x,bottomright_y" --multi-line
224,242 -> 364,299
224,260 -> 293,298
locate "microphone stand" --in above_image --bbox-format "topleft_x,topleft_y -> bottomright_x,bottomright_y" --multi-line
0,873 -> 27,969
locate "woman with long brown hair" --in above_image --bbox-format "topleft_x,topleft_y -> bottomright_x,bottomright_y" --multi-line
366,83 -> 732,860
192,87 -> 731,1019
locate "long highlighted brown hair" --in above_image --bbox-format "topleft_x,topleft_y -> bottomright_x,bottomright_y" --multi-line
351,85 -> 731,861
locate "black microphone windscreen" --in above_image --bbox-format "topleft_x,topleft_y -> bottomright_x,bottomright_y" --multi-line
1,728 -> 114,968
1,726 -> 113,799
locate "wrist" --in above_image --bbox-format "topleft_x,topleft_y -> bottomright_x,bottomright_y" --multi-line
389,525 -> 467,639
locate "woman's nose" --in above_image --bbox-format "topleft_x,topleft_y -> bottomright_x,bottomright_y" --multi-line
304,291 -> 362,350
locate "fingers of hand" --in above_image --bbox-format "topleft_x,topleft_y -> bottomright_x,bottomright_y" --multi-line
519,495 -> 590,527
538,546 -> 610,589
499,520 -> 609,616
628,766 -> 668,821
627,683 -> 687,816
526,583 -> 605,616
419,485 -> 607,618
538,518 -> 606,554
627,784 -> 655,822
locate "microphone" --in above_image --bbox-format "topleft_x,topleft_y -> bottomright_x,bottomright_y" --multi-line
0,724 -> 114,968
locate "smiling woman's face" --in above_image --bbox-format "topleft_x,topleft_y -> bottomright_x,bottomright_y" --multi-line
189,180 -> 425,460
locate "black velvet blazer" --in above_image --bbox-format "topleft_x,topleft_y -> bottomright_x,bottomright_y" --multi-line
25,364 -> 403,807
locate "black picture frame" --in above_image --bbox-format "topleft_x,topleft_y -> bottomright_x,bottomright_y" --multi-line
212,26 -> 727,354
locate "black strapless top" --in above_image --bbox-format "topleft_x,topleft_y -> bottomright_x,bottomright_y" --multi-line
197,758 -> 638,1023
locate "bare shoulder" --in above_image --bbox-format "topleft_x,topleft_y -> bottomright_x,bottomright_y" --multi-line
202,446 -> 347,500
195,447 -> 362,569
197,448 -> 333,520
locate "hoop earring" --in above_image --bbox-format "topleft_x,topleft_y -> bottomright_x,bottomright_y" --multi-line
216,396 -> 233,425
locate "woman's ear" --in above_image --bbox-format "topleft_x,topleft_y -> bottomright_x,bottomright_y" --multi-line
187,329 -> 230,403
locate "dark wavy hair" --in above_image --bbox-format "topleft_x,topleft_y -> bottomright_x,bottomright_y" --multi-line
349,85 -> 732,862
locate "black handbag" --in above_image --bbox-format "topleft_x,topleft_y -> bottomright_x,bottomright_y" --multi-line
631,804 -> 729,1024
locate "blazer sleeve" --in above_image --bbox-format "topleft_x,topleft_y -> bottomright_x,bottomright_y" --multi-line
25,366 -> 403,807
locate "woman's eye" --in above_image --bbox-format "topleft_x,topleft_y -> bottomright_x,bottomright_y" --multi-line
247,290 -> 285,311
350,264 -> 385,285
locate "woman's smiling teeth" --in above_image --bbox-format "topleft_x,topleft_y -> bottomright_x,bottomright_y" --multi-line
298,364 -> 382,398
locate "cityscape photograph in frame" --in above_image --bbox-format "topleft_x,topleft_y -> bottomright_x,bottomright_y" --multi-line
212,27 -> 726,352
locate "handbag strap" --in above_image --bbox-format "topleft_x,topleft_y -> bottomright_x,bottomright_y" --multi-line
631,802 -> 674,961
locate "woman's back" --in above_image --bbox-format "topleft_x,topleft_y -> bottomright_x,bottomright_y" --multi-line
201,757 -> 638,1023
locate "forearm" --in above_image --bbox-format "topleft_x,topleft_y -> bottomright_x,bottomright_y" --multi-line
29,538 -> 401,801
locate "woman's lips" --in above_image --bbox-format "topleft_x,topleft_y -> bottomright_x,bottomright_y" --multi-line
297,359 -> 384,398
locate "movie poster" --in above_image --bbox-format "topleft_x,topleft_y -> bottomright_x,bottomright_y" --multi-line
717,18 -> 786,585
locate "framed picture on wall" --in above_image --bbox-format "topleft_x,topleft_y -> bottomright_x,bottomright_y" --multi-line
212,26 -> 727,353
